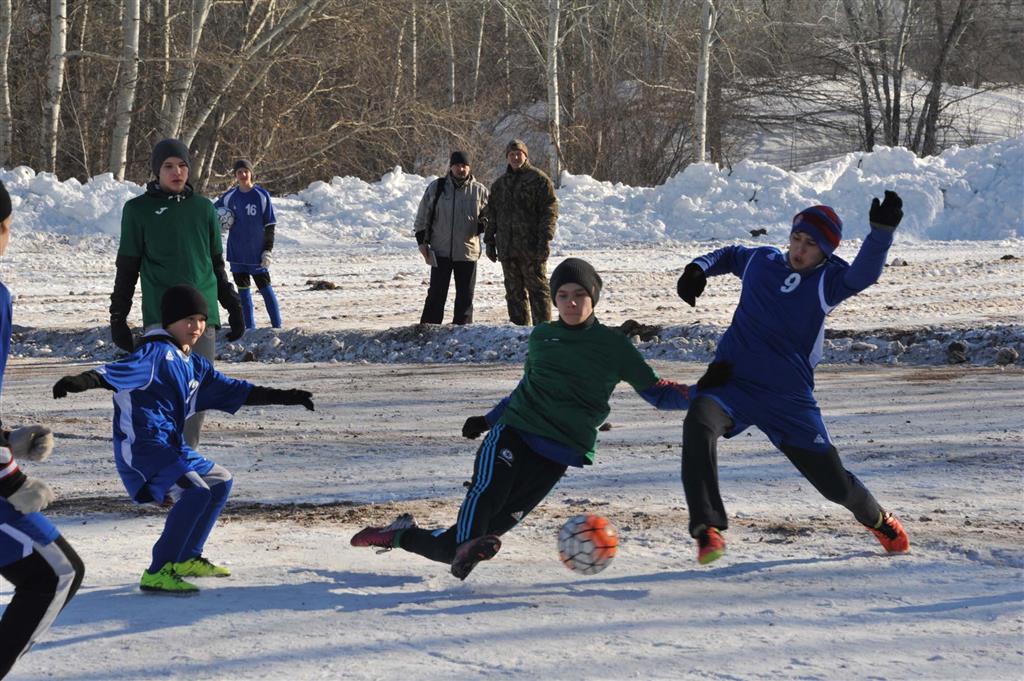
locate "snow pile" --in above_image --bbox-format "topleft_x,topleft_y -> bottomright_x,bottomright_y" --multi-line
14,321 -> 1021,368
2,136 -> 1022,248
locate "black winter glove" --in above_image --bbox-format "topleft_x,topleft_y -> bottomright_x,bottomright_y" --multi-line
462,415 -> 489,439
245,386 -> 314,411
696,361 -> 733,391
53,371 -> 109,398
226,308 -> 245,342
485,243 -> 498,263
676,263 -> 707,307
869,190 -> 903,232
110,315 -> 135,352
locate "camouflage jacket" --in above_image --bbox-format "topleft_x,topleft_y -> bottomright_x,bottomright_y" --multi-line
483,161 -> 558,261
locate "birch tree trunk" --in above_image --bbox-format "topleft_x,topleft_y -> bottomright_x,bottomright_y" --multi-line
163,0 -> 213,139
392,16 -> 407,105
472,5 -> 487,101
43,0 -> 68,173
0,0 -> 11,166
109,0 -> 141,180
545,0 -> 560,185
693,0 -> 715,163
411,0 -> 418,101
445,0 -> 456,106
159,0 -> 170,120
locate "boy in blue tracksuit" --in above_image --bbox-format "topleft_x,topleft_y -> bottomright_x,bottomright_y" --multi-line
53,285 -> 313,593
214,159 -> 281,329
676,191 -> 910,564
0,181 -> 85,677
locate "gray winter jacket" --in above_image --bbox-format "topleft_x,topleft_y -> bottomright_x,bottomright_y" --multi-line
414,173 -> 489,262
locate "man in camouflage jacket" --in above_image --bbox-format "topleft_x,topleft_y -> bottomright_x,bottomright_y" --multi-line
483,140 -> 559,325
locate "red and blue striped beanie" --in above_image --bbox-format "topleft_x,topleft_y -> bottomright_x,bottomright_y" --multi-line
791,205 -> 842,256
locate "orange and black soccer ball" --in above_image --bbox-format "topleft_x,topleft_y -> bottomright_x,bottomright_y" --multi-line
557,514 -> 618,575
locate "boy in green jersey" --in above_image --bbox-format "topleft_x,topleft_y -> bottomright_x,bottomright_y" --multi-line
352,258 -> 724,579
109,138 -> 246,447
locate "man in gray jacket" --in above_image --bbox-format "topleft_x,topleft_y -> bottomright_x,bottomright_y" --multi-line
414,151 -> 489,324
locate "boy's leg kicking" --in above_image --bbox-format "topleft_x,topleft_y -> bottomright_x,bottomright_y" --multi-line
681,396 -> 735,537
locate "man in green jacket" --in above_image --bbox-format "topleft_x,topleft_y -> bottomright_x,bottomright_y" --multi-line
109,138 -> 245,447
483,140 -> 559,325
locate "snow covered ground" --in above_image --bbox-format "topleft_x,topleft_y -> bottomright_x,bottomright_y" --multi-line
0,137 -> 1022,679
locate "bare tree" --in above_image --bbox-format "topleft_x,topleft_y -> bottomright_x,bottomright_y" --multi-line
694,0 -> 716,162
0,0 -> 11,166
109,0 -> 141,180
43,0 -> 68,172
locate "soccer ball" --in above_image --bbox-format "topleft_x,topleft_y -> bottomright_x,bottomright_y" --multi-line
216,206 -> 234,230
557,514 -> 618,575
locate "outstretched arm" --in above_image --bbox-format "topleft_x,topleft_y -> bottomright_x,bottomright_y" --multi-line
638,379 -> 691,410
53,370 -> 114,398
245,386 -> 314,411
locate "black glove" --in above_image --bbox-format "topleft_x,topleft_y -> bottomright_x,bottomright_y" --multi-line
53,371 -> 108,398
676,264 -> 706,307
110,315 -> 135,352
245,386 -> 314,411
696,361 -> 733,391
869,190 -> 903,232
226,308 -> 245,342
462,415 -> 489,439
485,242 -> 498,263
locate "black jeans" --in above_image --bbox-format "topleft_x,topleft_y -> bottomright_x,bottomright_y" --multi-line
420,256 -> 477,325
681,396 -> 883,537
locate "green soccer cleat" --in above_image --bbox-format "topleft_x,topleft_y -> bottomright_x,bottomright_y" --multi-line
173,556 -> 231,577
140,563 -> 199,594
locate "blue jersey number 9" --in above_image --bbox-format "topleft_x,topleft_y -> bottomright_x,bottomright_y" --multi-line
780,272 -> 801,293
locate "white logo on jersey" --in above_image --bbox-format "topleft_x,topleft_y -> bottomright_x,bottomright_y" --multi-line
188,379 -> 200,392
780,272 -> 802,293
498,448 -> 514,466
154,207 -> 168,215
165,350 -> 175,361
813,434 -> 825,444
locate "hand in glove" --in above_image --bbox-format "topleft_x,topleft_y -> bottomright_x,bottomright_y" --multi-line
8,425 -> 54,461
462,415 -> 490,439
245,386 -> 315,411
110,315 -> 135,352
485,243 -> 498,263
696,361 -> 733,391
279,389 -> 314,411
260,250 -> 273,269
869,190 -> 903,232
53,371 -> 106,398
676,263 -> 707,307
226,308 -> 245,342
7,476 -> 56,514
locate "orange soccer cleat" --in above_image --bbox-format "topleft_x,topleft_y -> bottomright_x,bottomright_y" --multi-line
697,527 -> 726,565
869,511 -> 910,554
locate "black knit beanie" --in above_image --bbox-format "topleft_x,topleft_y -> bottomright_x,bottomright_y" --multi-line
549,258 -> 602,305
0,181 -> 10,222
449,151 -> 470,167
161,284 -> 209,327
233,158 -> 253,172
150,138 -> 191,178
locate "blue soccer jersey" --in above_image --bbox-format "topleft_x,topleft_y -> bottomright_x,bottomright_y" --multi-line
96,330 -> 252,502
0,281 -> 61,565
692,228 -> 894,452
695,227 -> 893,395
214,185 -> 276,271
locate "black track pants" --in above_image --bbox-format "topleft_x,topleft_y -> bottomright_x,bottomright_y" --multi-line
682,396 -> 884,536
400,424 -> 567,565
0,535 -> 85,678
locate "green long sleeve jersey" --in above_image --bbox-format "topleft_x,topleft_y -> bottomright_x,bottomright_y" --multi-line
117,185 -> 223,327
497,317 -> 660,463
